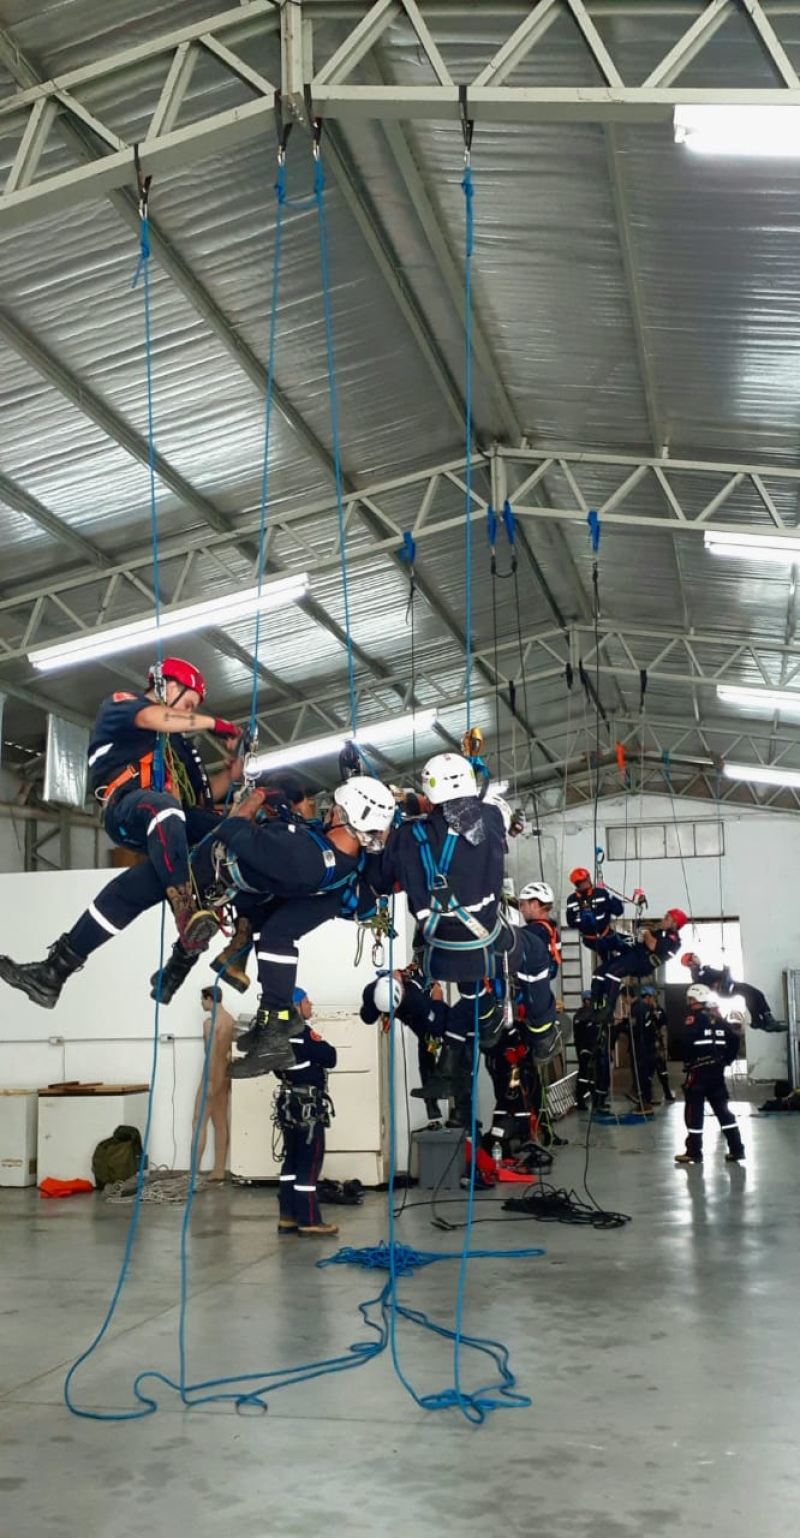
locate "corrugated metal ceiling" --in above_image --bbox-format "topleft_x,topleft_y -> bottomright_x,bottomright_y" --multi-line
2,1 -> 800,804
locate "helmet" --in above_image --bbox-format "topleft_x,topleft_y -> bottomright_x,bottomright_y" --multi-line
519,881 -> 555,904
373,974 -> 404,1014
484,788 -> 512,832
570,867 -> 591,886
150,656 -> 206,704
581,989 -> 592,1001
666,907 -> 689,930
421,753 -> 477,804
333,776 -> 396,850
681,952 -> 700,969
686,983 -> 717,1007
641,986 -> 656,997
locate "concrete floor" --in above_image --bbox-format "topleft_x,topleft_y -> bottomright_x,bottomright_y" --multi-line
1,1092 -> 798,1538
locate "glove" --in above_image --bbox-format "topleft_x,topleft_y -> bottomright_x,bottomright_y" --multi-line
212,718 -> 241,740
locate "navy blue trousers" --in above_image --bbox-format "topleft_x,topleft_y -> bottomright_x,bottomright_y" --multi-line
278,1122 -> 326,1226
68,801 -> 219,959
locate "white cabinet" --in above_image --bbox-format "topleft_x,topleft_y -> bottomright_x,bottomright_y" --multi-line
37,1087 -> 150,1185
0,1090 -> 38,1187
230,1009 -> 388,1187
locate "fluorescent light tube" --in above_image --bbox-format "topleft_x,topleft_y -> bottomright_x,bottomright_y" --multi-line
675,105 -> 800,158
717,685 -> 800,718
704,532 -> 800,564
29,574 -> 309,673
724,761 -> 800,790
247,709 -> 439,773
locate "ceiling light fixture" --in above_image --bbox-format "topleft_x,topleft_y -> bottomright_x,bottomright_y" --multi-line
28,574 -> 309,673
704,531 -> 800,564
246,709 -> 439,773
717,684 -> 800,717
674,104 -> 800,158
723,761 -> 800,790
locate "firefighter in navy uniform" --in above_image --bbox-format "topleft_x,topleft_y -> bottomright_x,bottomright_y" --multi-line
517,881 -> 562,982
274,989 -> 339,1237
184,776 -> 396,1076
680,952 -> 781,1033
573,989 -> 609,1110
368,753 -> 507,1101
360,969 -> 448,1124
209,769 -> 322,995
565,868 -> 624,958
675,984 -> 744,1166
0,657 -> 241,1010
591,908 -> 689,1021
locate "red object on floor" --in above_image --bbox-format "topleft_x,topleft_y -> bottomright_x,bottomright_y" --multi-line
495,1163 -> 537,1184
39,1177 -> 95,1199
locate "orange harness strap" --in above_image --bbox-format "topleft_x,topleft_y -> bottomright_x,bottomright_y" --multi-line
101,751 -> 157,804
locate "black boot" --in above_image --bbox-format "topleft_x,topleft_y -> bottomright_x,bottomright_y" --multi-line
411,1043 -> 462,1102
228,1007 -> 298,1077
658,1071 -> 676,1103
150,942 -> 200,1004
210,914 -> 253,993
0,933 -> 84,1010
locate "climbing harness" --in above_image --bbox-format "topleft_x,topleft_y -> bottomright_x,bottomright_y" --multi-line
274,1082 -> 334,1139
412,820 -> 502,960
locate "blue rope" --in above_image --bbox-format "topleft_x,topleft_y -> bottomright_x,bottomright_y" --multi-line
315,152 -> 358,738
462,162 -> 475,729
132,200 -> 166,789
63,909 -> 167,1420
249,159 -> 287,738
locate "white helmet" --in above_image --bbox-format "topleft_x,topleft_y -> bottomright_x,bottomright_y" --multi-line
484,789 -> 512,832
333,776 -> 396,850
519,880 -> 554,904
373,974 -> 404,1014
686,983 -> 718,1008
421,752 -> 477,804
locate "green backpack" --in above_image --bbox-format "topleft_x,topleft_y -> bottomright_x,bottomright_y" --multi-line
92,1124 -> 144,1189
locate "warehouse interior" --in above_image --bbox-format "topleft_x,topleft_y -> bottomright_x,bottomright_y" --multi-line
2,3 -> 800,1535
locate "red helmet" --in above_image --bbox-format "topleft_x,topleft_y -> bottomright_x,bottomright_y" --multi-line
570,867 -> 591,886
681,951 -> 699,968
667,908 -> 689,930
149,657 -> 206,704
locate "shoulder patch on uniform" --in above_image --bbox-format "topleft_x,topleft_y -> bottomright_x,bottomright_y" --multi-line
310,1030 -> 322,1042
112,692 -> 137,701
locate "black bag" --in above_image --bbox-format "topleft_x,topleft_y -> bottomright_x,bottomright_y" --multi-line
92,1124 -> 144,1189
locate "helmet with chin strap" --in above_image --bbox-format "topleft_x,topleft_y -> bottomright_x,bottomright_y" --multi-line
687,983 -> 718,1008
333,776 -> 396,850
519,880 -> 555,905
149,656 -> 206,704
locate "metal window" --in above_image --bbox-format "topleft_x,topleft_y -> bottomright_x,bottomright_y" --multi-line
606,820 -> 725,861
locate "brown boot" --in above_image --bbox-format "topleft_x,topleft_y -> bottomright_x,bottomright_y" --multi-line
165,884 -> 220,952
210,914 -> 253,993
297,1221 -> 339,1238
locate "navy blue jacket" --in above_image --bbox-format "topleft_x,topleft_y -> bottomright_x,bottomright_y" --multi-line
681,1009 -> 740,1074
371,804 -> 506,980
513,924 -> 556,1029
565,885 -> 624,941
88,691 -> 212,807
278,1025 -> 337,1090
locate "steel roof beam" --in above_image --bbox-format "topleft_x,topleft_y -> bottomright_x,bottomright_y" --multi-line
10,3 -> 800,227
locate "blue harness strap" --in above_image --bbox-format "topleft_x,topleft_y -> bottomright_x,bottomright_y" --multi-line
211,823 -> 362,901
412,822 -> 500,954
